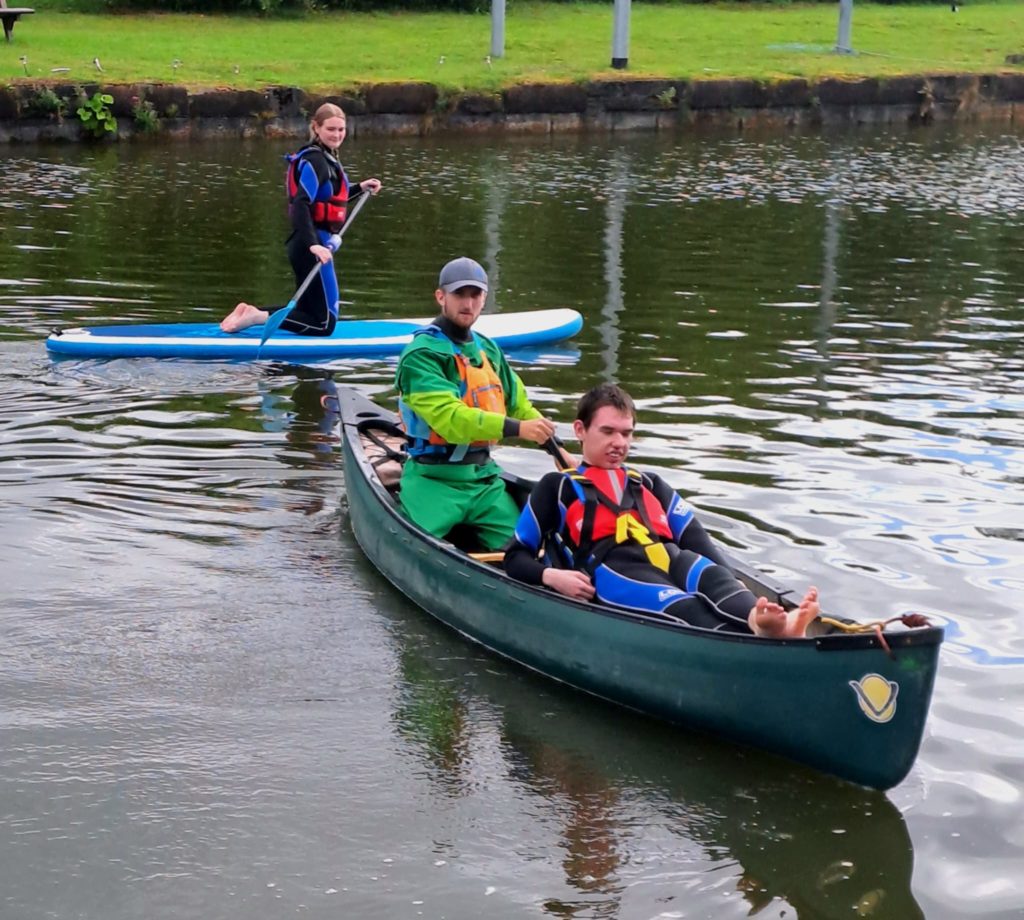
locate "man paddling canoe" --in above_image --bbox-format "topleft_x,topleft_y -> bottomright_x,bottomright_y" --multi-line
394,257 -> 570,551
505,383 -> 820,637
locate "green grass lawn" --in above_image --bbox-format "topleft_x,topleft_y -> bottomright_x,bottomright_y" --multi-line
6,2 -> 1024,92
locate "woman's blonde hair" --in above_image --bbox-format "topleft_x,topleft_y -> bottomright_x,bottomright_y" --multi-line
309,102 -> 346,145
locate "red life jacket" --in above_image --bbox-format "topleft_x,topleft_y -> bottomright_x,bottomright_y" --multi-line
285,145 -> 349,232
564,466 -> 673,550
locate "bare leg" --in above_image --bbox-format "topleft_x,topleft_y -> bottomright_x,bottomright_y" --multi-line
220,302 -> 269,333
749,586 -> 820,638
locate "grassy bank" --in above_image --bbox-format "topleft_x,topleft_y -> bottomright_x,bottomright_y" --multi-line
6,3 -> 1024,92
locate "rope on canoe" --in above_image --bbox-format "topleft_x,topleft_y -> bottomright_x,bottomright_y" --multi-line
817,613 -> 933,656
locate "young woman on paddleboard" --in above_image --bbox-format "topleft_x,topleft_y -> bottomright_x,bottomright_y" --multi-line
220,102 -> 382,335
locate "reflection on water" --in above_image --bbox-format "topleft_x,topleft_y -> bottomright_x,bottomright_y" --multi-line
392,613 -> 924,920
2,124 -> 1024,919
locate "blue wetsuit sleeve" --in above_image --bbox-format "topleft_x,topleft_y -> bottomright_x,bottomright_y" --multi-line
505,473 -> 566,586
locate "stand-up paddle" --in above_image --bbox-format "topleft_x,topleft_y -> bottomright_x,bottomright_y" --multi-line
256,190 -> 372,357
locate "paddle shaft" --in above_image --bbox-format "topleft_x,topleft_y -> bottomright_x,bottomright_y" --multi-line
542,434 -> 575,470
287,190 -> 371,309
255,190 -> 373,354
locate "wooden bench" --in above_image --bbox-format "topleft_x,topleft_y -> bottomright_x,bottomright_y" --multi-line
1,0 -> 34,43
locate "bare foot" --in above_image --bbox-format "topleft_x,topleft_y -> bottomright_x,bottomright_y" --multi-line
789,585 -> 820,636
749,596 -> 789,637
220,302 -> 269,333
749,586 -> 820,638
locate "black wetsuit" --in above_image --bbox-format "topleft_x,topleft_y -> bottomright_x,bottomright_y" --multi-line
280,144 -> 366,336
505,466 -> 758,632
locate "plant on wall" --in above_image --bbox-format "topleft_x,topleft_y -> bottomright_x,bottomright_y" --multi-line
76,91 -> 117,139
25,87 -> 67,120
131,94 -> 160,133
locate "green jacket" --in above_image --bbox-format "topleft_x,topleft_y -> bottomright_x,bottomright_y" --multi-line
395,327 -> 541,446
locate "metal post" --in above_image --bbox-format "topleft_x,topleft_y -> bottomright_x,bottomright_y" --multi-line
835,0 -> 854,54
491,0 -> 505,59
611,0 -> 630,70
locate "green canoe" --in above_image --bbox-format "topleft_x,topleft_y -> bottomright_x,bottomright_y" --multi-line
338,387 -> 943,790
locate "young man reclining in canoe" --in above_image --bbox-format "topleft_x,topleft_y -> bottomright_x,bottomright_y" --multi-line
504,383 -> 820,637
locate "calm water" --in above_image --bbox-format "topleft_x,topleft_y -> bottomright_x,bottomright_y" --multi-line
2,124 -> 1023,920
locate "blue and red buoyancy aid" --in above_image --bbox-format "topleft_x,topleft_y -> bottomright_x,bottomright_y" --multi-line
285,145 -> 349,232
562,466 -> 676,572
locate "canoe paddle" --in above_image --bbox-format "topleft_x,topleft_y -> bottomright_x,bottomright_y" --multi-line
542,434 -> 576,470
256,190 -> 373,356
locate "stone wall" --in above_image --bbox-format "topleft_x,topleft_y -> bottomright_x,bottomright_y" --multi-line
2,74 -> 1023,143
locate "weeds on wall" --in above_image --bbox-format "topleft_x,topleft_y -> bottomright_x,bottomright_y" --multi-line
76,91 -> 117,138
131,94 -> 160,133
25,87 -> 67,120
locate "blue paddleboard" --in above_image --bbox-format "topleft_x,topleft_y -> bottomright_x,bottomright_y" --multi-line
46,310 -> 584,361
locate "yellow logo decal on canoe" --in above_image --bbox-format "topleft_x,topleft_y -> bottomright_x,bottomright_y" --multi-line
849,673 -> 899,723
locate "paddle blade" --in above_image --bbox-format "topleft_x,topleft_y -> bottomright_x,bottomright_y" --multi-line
257,303 -> 295,352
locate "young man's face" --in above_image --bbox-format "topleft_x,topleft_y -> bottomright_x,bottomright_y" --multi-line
574,405 -> 635,469
435,285 -> 486,330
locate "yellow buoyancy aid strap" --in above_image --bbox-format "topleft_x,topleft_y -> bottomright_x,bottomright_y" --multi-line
614,514 -> 671,572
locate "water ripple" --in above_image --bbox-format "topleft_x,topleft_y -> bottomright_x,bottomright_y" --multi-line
2,128 -> 1024,920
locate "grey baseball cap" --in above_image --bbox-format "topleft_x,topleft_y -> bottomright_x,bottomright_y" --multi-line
438,257 -> 488,293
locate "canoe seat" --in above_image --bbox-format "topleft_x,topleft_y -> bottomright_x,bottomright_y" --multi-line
444,523 -> 502,559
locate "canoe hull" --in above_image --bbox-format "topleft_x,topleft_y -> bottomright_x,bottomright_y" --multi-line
339,389 -> 942,790
46,309 -> 584,361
